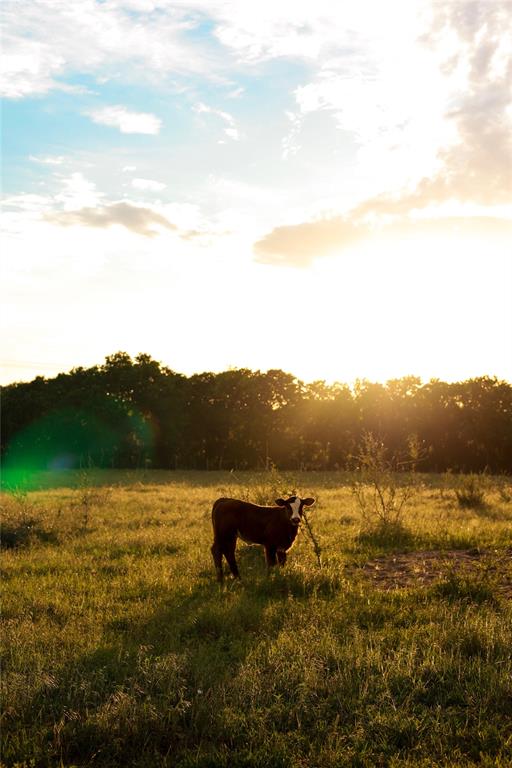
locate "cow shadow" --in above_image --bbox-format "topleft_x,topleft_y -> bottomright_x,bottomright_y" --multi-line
128,543 -> 302,653
12,545 -> 326,766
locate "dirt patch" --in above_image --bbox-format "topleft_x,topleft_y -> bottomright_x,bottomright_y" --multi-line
354,548 -> 512,598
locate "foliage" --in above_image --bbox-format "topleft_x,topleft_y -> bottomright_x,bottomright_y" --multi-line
1,488 -> 45,549
2,354 -> 512,479
455,473 -> 489,509
350,433 -> 421,539
71,468 -> 113,530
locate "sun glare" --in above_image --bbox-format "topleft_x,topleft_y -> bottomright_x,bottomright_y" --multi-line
297,230 -> 512,386
2,0 -> 511,388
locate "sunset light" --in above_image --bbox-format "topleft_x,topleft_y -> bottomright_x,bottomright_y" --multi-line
3,5 -> 512,764
2,0 -> 511,386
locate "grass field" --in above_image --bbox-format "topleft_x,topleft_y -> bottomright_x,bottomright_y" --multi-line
1,470 -> 512,767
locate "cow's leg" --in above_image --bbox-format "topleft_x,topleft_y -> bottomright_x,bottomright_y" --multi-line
277,549 -> 287,566
223,536 -> 240,579
265,544 -> 278,571
211,541 -> 223,583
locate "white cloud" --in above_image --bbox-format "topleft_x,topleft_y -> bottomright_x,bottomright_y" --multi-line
87,106 -> 162,134
227,86 -> 245,98
209,0 -> 426,63
131,178 -> 167,192
249,0 -> 512,269
194,101 -> 240,141
54,173 -> 102,212
2,177 -> 217,242
29,155 -> 66,166
0,34 -> 65,98
1,0 -> 221,99
281,111 -> 302,159
223,127 -> 240,141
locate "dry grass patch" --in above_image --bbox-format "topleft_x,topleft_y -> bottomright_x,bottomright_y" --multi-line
356,547 -> 512,598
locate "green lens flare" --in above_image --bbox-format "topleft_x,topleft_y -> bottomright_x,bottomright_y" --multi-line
2,398 -> 155,490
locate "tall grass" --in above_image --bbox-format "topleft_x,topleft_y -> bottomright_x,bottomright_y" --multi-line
1,470 -> 511,767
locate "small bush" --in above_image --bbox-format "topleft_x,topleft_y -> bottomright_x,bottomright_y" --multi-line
455,474 -> 488,509
350,433 -> 422,537
1,489 -> 40,548
71,470 -> 113,530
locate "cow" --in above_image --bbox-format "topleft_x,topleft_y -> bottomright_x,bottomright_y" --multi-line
210,495 -> 315,582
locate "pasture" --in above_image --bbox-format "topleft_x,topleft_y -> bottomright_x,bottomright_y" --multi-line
1,470 -> 512,767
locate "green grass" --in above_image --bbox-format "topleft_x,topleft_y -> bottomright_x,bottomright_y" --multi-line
1,471 -> 511,767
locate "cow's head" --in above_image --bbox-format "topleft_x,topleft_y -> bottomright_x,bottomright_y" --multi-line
275,495 -> 315,526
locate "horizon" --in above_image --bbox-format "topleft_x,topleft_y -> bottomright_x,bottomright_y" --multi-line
2,350 -> 511,390
2,1 -> 511,388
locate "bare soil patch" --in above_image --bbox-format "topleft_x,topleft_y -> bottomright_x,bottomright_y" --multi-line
356,548 -> 512,598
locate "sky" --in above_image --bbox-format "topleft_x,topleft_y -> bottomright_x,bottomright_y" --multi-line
2,0 -> 511,387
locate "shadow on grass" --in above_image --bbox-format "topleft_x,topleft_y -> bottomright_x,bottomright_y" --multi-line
3,545 -> 338,768
430,569 -> 501,607
2,468 -> 311,492
354,522 -> 416,553
0,518 -> 60,549
467,503 -> 512,522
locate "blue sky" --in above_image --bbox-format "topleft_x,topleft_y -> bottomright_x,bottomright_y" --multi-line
2,0 -> 511,385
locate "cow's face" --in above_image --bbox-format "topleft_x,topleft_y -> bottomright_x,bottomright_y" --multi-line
276,495 -> 316,526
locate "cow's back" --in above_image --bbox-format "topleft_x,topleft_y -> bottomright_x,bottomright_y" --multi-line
211,498 -> 274,542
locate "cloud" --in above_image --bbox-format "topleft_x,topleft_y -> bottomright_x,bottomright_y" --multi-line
46,202 -> 177,237
254,214 -> 512,267
29,155 -> 66,166
53,173 -> 102,212
87,106 -> 162,134
211,0 -> 382,63
254,217 -> 364,267
44,198 -> 213,240
0,33 -> 65,98
277,0 -> 511,206
420,0 -> 512,207
194,101 -> 240,141
223,127 -> 240,141
1,1 -> 222,99
131,178 -> 167,192
2,0 -> 415,100
255,0 -> 512,267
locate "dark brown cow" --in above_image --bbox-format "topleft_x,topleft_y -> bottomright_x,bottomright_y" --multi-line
210,495 -> 315,582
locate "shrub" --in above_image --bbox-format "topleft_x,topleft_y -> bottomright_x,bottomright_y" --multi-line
455,474 -> 488,509
1,489 -> 36,548
350,433 -> 421,536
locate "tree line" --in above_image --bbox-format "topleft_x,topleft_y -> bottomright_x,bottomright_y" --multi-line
2,352 -> 511,474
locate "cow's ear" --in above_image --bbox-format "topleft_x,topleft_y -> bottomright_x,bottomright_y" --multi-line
275,498 -> 286,506
302,497 -> 315,507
